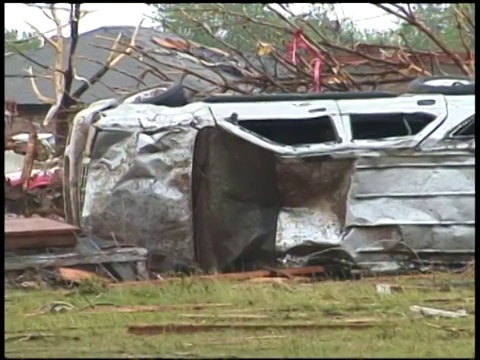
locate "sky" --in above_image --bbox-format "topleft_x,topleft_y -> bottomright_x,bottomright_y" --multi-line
4,3 -> 398,36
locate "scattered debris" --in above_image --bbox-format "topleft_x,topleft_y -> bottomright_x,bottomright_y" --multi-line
374,279 -> 476,295
5,127 -> 63,218
183,335 -> 286,347
410,305 -> 468,319
4,333 -> 80,343
5,233 -> 149,285
47,301 -> 78,314
5,242 -> 148,274
376,283 -> 393,294
246,276 -> 310,284
25,301 -> 79,317
87,303 -> 232,313
19,281 -> 42,290
58,267 -> 109,284
424,322 -> 473,335
113,265 -> 325,288
26,302 -> 233,317
178,313 -> 270,320
422,296 -> 475,304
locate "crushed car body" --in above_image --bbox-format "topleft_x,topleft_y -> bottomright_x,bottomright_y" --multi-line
64,83 -> 475,274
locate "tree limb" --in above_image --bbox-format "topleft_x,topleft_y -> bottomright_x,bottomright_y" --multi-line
373,3 -> 472,76
71,19 -> 144,100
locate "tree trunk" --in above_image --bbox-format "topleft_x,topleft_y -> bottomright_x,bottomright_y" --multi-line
55,112 -> 72,157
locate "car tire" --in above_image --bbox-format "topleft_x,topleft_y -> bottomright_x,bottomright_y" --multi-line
408,76 -> 475,95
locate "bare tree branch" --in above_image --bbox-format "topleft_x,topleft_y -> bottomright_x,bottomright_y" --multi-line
25,66 -> 55,104
373,4 -> 472,76
71,19 -> 144,100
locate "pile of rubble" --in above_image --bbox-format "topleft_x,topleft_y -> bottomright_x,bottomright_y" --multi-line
4,127 -> 150,285
5,216 -> 149,286
5,214 -> 339,287
5,130 -> 63,218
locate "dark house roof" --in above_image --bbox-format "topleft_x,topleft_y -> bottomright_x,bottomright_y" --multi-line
5,26 -> 245,105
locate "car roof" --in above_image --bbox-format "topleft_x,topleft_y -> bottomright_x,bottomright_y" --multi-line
204,91 -> 398,103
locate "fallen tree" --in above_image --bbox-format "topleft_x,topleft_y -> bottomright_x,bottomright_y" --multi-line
146,3 -> 474,92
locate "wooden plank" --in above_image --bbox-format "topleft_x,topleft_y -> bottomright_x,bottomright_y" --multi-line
128,320 -> 382,335
5,218 -> 79,238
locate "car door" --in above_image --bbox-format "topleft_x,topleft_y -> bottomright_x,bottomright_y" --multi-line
209,100 -> 345,157
418,95 -> 474,151
336,94 -> 448,150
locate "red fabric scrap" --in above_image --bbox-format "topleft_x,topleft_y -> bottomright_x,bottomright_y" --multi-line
286,30 -> 324,92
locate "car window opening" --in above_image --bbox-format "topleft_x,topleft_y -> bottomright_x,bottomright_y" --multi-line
238,116 -> 338,146
452,115 -> 475,138
350,112 -> 436,140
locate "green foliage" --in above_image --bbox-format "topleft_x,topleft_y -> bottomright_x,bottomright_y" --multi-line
150,3 -> 286,52
298,6 -> 395,47
394,3 -> 475,51
149,3 -> 475,53
5,29 -> 42,53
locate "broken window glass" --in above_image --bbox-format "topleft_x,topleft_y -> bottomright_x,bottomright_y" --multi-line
238,116 -> 338,146
451,115 -> 475,138
350,112 -> 436,140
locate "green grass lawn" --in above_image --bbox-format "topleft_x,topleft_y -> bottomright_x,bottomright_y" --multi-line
5,272 -> 475,358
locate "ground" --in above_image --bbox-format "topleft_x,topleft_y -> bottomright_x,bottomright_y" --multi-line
5,272 -> 475,358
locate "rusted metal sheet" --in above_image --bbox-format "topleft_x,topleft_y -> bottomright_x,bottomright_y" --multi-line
5,218 -> 78,250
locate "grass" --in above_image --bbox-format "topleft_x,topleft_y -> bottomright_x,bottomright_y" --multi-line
5,272 -> 475,358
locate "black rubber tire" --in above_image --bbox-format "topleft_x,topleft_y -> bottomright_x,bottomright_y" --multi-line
127,83 -> 189,107
408,76 -> 475,95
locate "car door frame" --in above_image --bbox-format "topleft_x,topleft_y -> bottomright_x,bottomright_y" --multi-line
336,94 -> 449,151
209,100 -> 346,157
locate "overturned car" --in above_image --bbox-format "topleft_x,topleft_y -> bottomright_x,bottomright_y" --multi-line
64,79 -> 475,274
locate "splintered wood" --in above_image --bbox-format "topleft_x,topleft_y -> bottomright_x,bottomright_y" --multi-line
112,265 -> 326,288
58,267 -> 108,284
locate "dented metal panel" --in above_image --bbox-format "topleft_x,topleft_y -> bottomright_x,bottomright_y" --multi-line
78,103 -> 214,266
274,157 -> 353,252
340,155 -> 475,269
347,156 -> 475,225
